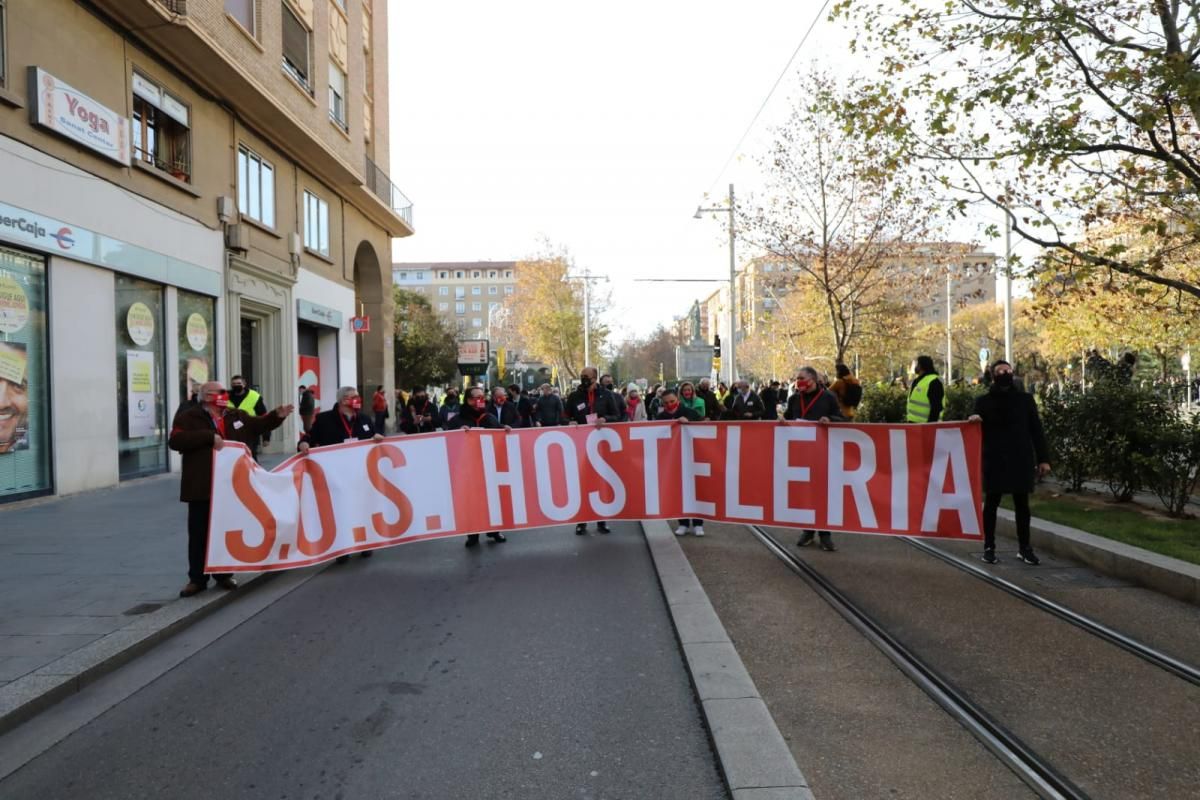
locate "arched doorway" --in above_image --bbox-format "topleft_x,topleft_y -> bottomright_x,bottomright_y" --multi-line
352,240 -> 393,400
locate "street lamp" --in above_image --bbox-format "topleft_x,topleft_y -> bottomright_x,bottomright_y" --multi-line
562,269 -> 608,368
694,183 -> 737,383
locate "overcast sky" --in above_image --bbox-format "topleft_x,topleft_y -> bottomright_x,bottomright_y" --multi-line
386,2 -> 1012,344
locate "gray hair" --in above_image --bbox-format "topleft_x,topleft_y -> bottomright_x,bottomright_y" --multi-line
337,386 -> 358,403
797,366 -> 821,382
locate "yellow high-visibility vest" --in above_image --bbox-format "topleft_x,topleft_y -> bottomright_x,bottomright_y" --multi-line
906,374 -> 943,423
236,389 -> 261,416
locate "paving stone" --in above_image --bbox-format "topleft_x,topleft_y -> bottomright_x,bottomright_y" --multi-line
683,642 -> 759,701
671,599 -> 731,645
703,697 -> 809,791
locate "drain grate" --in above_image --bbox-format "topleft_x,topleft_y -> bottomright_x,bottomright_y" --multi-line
123,603 -> 163,616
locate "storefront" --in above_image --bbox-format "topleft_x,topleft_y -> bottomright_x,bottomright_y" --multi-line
295,268 -> 356,413
0,246 -> 51,501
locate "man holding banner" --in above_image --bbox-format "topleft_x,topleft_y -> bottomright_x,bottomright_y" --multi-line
447,386 -> 511,547
565,366 -> 621,535
784,366 -> 845,551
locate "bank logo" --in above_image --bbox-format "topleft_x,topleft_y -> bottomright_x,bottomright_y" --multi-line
50,227 -> 75,249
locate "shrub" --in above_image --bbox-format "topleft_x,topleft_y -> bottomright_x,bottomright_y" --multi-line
858,384 -> 908,423
1038,387 -> 1096,492
1133,417 -> 1200,518
943,384 -> 985,421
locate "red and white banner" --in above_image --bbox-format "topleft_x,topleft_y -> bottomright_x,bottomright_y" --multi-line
206,421 -> 983,573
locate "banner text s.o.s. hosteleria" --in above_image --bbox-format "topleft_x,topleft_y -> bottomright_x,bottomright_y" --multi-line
206,420 -> 983,573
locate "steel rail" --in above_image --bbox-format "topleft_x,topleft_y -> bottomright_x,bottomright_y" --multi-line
747,525 -> 1091,800
902,537 -> 1200,688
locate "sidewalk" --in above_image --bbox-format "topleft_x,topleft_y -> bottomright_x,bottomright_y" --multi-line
0,457 -> 288,733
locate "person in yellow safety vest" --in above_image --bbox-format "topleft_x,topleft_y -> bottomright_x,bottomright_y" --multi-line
228,375 -> 269,459
906,355 -> 945,423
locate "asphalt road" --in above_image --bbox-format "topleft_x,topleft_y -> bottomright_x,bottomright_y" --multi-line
0,522 -> 727,800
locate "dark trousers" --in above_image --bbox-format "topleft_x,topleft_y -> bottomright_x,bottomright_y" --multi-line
375,411 -> 387,433
983,492 -> 1031,551
800,529 -> 833,542
187,501 -> 230,585
678,519 -> 703,527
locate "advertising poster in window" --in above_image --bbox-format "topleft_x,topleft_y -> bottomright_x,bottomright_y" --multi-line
0,341 -> 30,453
126,350 -> 156,439
298,354 -> 320,402
177,292 -> 215,409
0,247 -> 51,501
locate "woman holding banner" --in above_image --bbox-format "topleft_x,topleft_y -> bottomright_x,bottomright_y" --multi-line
448,386 -> 512,547
656,389 -> 706,537
783,367 -> 844,552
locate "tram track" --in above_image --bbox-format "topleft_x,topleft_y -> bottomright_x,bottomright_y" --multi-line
747,524 -> 1091,800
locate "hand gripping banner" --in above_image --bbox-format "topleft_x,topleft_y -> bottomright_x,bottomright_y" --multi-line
206,420 -> 983,573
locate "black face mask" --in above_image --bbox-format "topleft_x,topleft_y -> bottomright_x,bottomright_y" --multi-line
602,382 -> 613,390
580,376 -> 593,387
993,373 -> 1014,388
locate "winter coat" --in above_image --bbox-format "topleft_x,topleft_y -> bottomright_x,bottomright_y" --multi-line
972,387 -> 1049,494
439,400 -> 462,428
534,394 -> 565,426
724,391 -> 765,421
304,407 -> 379,448
784,389 -> 845,422
565,384 -> 621,424
486,400 -> 521,428
759,387 -> 780,420
656,403 -> 701,422
402,398 -> 439,434
697,389 -> 724,421
168,404 -> 284,503
626,399 -> 648,422
446,406 -> 503,430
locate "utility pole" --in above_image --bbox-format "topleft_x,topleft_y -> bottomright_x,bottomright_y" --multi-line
694,184 -> 738,384
565,268 -> 608,369
945,268 -> 953,381
1004,213 -> 1014,363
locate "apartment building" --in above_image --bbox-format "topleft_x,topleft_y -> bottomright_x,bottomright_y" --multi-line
0,0 -> 412,502
393,261 -> 517,336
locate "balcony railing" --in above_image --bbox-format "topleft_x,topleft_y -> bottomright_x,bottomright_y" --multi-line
153,0 -> 187,13
365,155 -> 414,229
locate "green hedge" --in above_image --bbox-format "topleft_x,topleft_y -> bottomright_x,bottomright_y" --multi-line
857,383 -> 982,423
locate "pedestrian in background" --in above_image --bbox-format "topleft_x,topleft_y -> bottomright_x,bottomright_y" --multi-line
784,366 -> 844,551
830,363 -> 863,421
447,386 -> 510,547
678,381 -> 707,420
625,384 -> 648,421
509,383 -> 535,428
372,385 -> 389,433
298,384 -> 316,433
696,378 -> 725,420
169,381 -> 292,597
656,389 -> 705,536
227,375 -> 268,459
724,379 -> 764,421
301,386 -> 386,564
969,360 -> 1051,566
907,355 -> 945,423
487,384 -> 520,427
402,386 -> 438,434
534,383 -> 564,426
759,380 -> 781,420
440,388 -> 461,428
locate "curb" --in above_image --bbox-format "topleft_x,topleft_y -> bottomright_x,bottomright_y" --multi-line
997,509 -> 1200,606
0,569 -> 283,737
641,519 -> 815,800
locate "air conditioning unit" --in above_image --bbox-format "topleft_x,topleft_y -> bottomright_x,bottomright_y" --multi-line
288,232 -> 302,257
225,223 -> 249,253
216,195 -> 236,224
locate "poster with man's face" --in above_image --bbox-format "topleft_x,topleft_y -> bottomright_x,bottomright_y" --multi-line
0,341 -> 29,454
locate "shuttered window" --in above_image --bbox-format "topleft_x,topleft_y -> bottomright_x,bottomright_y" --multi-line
225,0 -> 255,34
328,63 -> 347,129
281,3 -> 311,90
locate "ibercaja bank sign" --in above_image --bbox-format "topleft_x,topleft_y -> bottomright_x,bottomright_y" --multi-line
28,67 -> 131,166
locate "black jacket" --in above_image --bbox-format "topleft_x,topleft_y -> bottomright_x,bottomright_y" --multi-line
724,391 -> 765,421
169,405 -> 283,502
402,398 -> 438,434
784,389 -> 845,422
303,406 -> 378,448
486,400 -> 521,427
565,384 -> 621,424
534,394 -> 565,426
446,406 -> 503,430
439,400 -> 461,428
910,374 -> 945,422
697,389 -> 724,421
972,387 -> 1049,494
759,388 -> 780,420
656,403 -> 701,422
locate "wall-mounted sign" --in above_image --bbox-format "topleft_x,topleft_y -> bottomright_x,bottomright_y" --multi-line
457,339 -> 489,367
350,315 -> 370,333
29,68 -> 131,166
0,275 -> 30,334
185,313 -> 208,351
126,350 -> 156,438
297,299 -> 342,329
126,302 -> 155,346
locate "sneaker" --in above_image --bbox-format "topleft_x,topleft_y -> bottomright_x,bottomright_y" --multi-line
674,525 -> 690,536
1018,549 -> 1040,565
575,524 -> 586,536
797,531 -> 815,547
693,525 -> 705,537
981,548 -> 998,565
597,522 -> 611,534
819,537 -> 836,552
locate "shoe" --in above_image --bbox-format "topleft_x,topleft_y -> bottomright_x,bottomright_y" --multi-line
675,525 -> 690,536
178,581 -> 206,598
487,532 -> 507,543
693,525 -> 705,537
981,548 -> 998,565
214,576 -> 238,591
597,523 -> 611,534
361,551 -> 374,559
797,531 -> 815,547
464,534 -> 480,548
335,555 -> 350,565
819,537 -> 836,552
1018,549 -> 1040,565
575,524 -> 587,535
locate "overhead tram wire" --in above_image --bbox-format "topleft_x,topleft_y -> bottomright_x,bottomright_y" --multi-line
702,0 -> 834,199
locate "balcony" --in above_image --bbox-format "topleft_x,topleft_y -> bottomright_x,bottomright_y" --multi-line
153,0 -> 187,13
365,155 -> 414,229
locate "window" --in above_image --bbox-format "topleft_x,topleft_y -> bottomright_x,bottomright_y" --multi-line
472,271 -> 481,278
454,287 -> 465,299
438,302 -> 448,311
504,270 -> 512,278
455,271 -> 463,278
281,2 -> 311,92
398,271 -> 408,280
471,301 -> 481,311
439,271 -> 448,279
332,0 -> 346,10
489,286 -> 499,295
303,191 -> 329,257
131,74 -> 191,182
488,271 -> 497,278
455,302 -> 465,315
328,63 -> 347,129
237,145 -> 275,227
455,319 -> 465,331
504,286 -> 514,295
438,286 -> 448,296
471,318 -> 482,328
471,286 -> 481,296
416,271 -> 424,279
226,0 -> 255,35
488,302 -> 500,312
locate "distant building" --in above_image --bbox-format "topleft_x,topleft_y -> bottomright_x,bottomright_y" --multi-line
393,261 -> 517,336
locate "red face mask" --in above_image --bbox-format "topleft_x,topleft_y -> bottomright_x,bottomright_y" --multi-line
664,400 -> 679,412
349,396 -> 363,410
469,398 -> 487,410
493,395 -> 506,405
682,390 -> 693,399
796,379 -> 813,393
213,392 -> 229,408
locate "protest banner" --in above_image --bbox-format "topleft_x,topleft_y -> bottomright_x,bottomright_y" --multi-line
206,420 -> 983,573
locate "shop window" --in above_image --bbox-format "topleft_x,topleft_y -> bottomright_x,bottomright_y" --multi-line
282,2 -> 312,92
132,73 -> 191,183
226,0 -> 256,35
178,290 -> 215,407
237,145 -> 276,227
115,276 -> 167,481
329,63 -> 347,130
0,247 -> 51,502
303,190 -> 330,257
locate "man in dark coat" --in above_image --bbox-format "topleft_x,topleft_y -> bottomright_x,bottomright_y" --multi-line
783,366 -> 845,551
487,385 -> 521,427
565,366 -> 621,534
759,380 -> 781,420
439,389 -> 462,428
168,381 -> 292,598
447,386 -> 511,547
696,378 -> 725,421
509,384 -> 535,428
724,379 -> 765,421
969,360 -> 1051,565
298,385 -> 316,433
228,375 -> 270,459
300,385 -> 386,563
401,387 -> 438,434
533,383 -> 565,426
